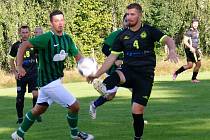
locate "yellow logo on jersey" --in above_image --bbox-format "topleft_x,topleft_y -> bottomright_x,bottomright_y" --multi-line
140,31 -> 147,39
142,96 -> 149,100
124,35 -> 130,40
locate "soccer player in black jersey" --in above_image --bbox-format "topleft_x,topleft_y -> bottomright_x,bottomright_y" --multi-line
11,10 -> 94,140
173,18 -> 202,83
88,3 -> 178,140
9,25 -> 39,124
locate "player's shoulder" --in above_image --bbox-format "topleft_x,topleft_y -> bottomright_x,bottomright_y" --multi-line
13,40 -> 21,46
142,23 -> 157,31
11,40 -> 21,48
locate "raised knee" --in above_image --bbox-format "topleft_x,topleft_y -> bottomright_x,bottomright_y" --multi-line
106,93 -> 116,100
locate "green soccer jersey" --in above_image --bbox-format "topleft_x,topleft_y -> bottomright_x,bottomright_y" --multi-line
104,28 -> 123,47
29,31 -> 79,87
103,28 -> 124,75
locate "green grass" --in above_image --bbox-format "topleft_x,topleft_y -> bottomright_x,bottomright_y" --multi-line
0,72 -> 210,140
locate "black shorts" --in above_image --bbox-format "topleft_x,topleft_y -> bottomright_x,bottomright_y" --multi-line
16,74 -> 38,94
185,48 -> 201,63
119,67 -> 154,106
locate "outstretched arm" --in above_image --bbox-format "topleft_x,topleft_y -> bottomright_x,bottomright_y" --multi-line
87,53 -> 118,83
162,36 -> 179,63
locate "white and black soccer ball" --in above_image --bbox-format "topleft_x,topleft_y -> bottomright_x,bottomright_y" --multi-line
77,57 -> 97,77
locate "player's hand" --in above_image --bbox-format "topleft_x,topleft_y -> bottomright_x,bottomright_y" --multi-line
114,60 -> 123,67
190,47 -> 195,53
14,71 -> 19,80
165,49 -> 179,63
16,66 -> 26,78
86,75 -> 97,84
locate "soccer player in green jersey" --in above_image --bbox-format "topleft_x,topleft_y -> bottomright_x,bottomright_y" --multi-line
89,14 -> 128,119
11,10 -> 94,140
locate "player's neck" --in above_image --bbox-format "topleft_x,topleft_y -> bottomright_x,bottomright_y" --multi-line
51,28 -> 63,36
130,21 -> 142,32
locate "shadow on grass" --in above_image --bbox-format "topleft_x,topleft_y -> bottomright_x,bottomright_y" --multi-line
0,79 -> 210,140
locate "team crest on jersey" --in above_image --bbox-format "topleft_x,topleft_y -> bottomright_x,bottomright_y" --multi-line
53,50 -> 68,61
123,35 -> 130,40
140,31 -> 147,39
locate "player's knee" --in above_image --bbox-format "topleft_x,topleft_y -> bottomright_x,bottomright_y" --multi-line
103,72 -> 120,90
16,95 -> 24,104
69,100 -> 80,113
105,92 -> 116,100
32,104 -> 48,116
132,102 -> 145,114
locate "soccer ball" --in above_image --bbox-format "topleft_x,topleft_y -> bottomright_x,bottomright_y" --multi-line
77,57 -> 97,77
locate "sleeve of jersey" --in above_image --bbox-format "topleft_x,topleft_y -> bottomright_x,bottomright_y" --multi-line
150,26 -> 167,44
68,36 -> 79,57
110,37 -> 123,55
28,32 -> 51,49
8,44 -> 18,58
184,29 -> 191,37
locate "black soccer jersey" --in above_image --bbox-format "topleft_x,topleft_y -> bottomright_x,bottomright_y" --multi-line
111,24 -> 166,71
9,41 -> 38,77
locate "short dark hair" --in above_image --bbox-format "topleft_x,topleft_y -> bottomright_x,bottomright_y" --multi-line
192,18 -> 199,23
123,14 -> 127,21
50,10 -> 64,21
126,3 -> 143,13
19,25 -> 30,33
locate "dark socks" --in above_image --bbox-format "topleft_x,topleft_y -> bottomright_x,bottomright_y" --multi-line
16,97 -> 24,119
175,66 -> 185,75
93,96 -> 108,108
192,71 -> 198,80
132,113 -> 144,139
32,97 -> 37,107
103,72 -> 120,90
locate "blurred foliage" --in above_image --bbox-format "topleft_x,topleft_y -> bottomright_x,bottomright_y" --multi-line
0,0 -> 210,71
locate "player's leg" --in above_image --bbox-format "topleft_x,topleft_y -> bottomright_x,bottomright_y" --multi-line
11,88 -> 49,140
173,49 -> 194,80
16,79 -> 27,124
132,72 -> 154,140
89,92 -> 116,119
28,76 -> 42,122
47,79 -> 94,139
192,60 -> 201,83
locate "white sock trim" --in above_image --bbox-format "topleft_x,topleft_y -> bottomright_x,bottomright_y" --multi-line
18,127 -> 25,134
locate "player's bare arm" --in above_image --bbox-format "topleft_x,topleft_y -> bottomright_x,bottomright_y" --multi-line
183,35 -> 195,53
16,41 -> 33,77
74,52 -> 84,63
162,36 -> 179,63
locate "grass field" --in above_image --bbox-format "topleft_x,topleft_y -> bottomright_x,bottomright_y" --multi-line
0,72 -> 210,140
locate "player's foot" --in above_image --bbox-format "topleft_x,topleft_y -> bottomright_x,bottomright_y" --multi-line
191,79 -> 200,83
92,79 -> 107,96
36,116 -> 42,122
16,118 -> 23,125
89,101 -> 96,119
11,131 -> 24,140
134,136 -> 142,140
172,72 -> 177,80
71,131 -> 94,140
92,79 -> 118,96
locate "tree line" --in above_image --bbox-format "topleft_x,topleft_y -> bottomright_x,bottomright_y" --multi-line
0,0 -> 209,71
